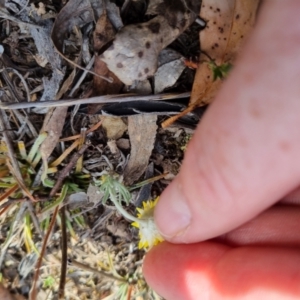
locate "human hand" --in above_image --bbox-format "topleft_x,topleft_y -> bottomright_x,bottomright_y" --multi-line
144,195 -> 300,299
143,1 -> 300,299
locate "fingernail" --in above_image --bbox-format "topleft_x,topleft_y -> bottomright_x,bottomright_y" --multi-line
155,182 -> 191,238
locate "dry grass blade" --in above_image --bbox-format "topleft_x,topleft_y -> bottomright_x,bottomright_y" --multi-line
0,112 -> 24,185
13,110 -> 38,139
49,144 -> 89,198
6,160 -> 36,202
75,128 -> 86,174
0,205 -> 10,217
69,260 -> 127,283
59,119 -> 102,142
1,68 -> 31,102
49,139 -> 80,168
0,92 -> 191,110
129,173 -> 168,191
0,184 -> 18,203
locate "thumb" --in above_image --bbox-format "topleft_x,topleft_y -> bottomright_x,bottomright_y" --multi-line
155,1 -> 300,243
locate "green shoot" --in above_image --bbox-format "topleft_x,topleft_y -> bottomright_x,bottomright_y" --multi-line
94,174 -> 136,222
42,275 -> 56,289
208,61 -> 232,81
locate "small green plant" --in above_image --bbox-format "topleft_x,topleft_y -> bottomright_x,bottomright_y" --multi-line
42,275 -> 56,289
94,174 -> 163,250
180,134 -> 192,151
208,61 -> 232,81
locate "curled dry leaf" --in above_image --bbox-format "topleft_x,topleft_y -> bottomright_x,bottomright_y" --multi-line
100,0 -> 200,85
190,0 -> 261,106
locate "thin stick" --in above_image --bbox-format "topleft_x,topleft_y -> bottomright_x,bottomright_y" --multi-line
49,144 -> 89,198
69,259 -> 127,283
29,206 -> 59,300
0,92 -> 191,110
58,206 -> 67,299
59,119 -> 102,142
161,101 -> 199,128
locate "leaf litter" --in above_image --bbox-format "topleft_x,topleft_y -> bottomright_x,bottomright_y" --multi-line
0,0 -> 260,299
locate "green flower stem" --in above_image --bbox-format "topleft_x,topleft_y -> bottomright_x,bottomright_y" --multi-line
110,192 -> 138,222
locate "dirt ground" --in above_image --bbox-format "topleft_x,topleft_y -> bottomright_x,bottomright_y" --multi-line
0,0 -> 201,299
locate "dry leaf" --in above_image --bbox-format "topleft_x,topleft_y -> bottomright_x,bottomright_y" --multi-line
91,10 -> 123,113
124,115 -> 157,185
154,49 -> 186,93
190,0 -> 260,106
17,9 -> 65,112
101,0 -> 200,85
87,183 -> 103,206
51,0 -> 110,82
93,11 -> 116,52
51,0 -> 93,53
40,0 -> 95,162
40,107 -> 68,163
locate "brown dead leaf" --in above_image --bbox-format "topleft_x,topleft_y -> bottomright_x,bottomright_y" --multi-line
40,0 -> 99,163
40,107 -> 68,163
90,10 -> 123,114
190,0 -> 260,106
93,11 -> 115,52
124,115 -> 157,185
101,0 -> 200,85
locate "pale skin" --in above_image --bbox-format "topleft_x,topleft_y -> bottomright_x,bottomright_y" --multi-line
143,1 -> 300,299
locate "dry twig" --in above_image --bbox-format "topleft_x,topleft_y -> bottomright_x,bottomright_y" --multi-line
0,92 -> 190,110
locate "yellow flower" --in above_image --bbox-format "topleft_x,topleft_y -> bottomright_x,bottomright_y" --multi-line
132,197 -> 164,250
